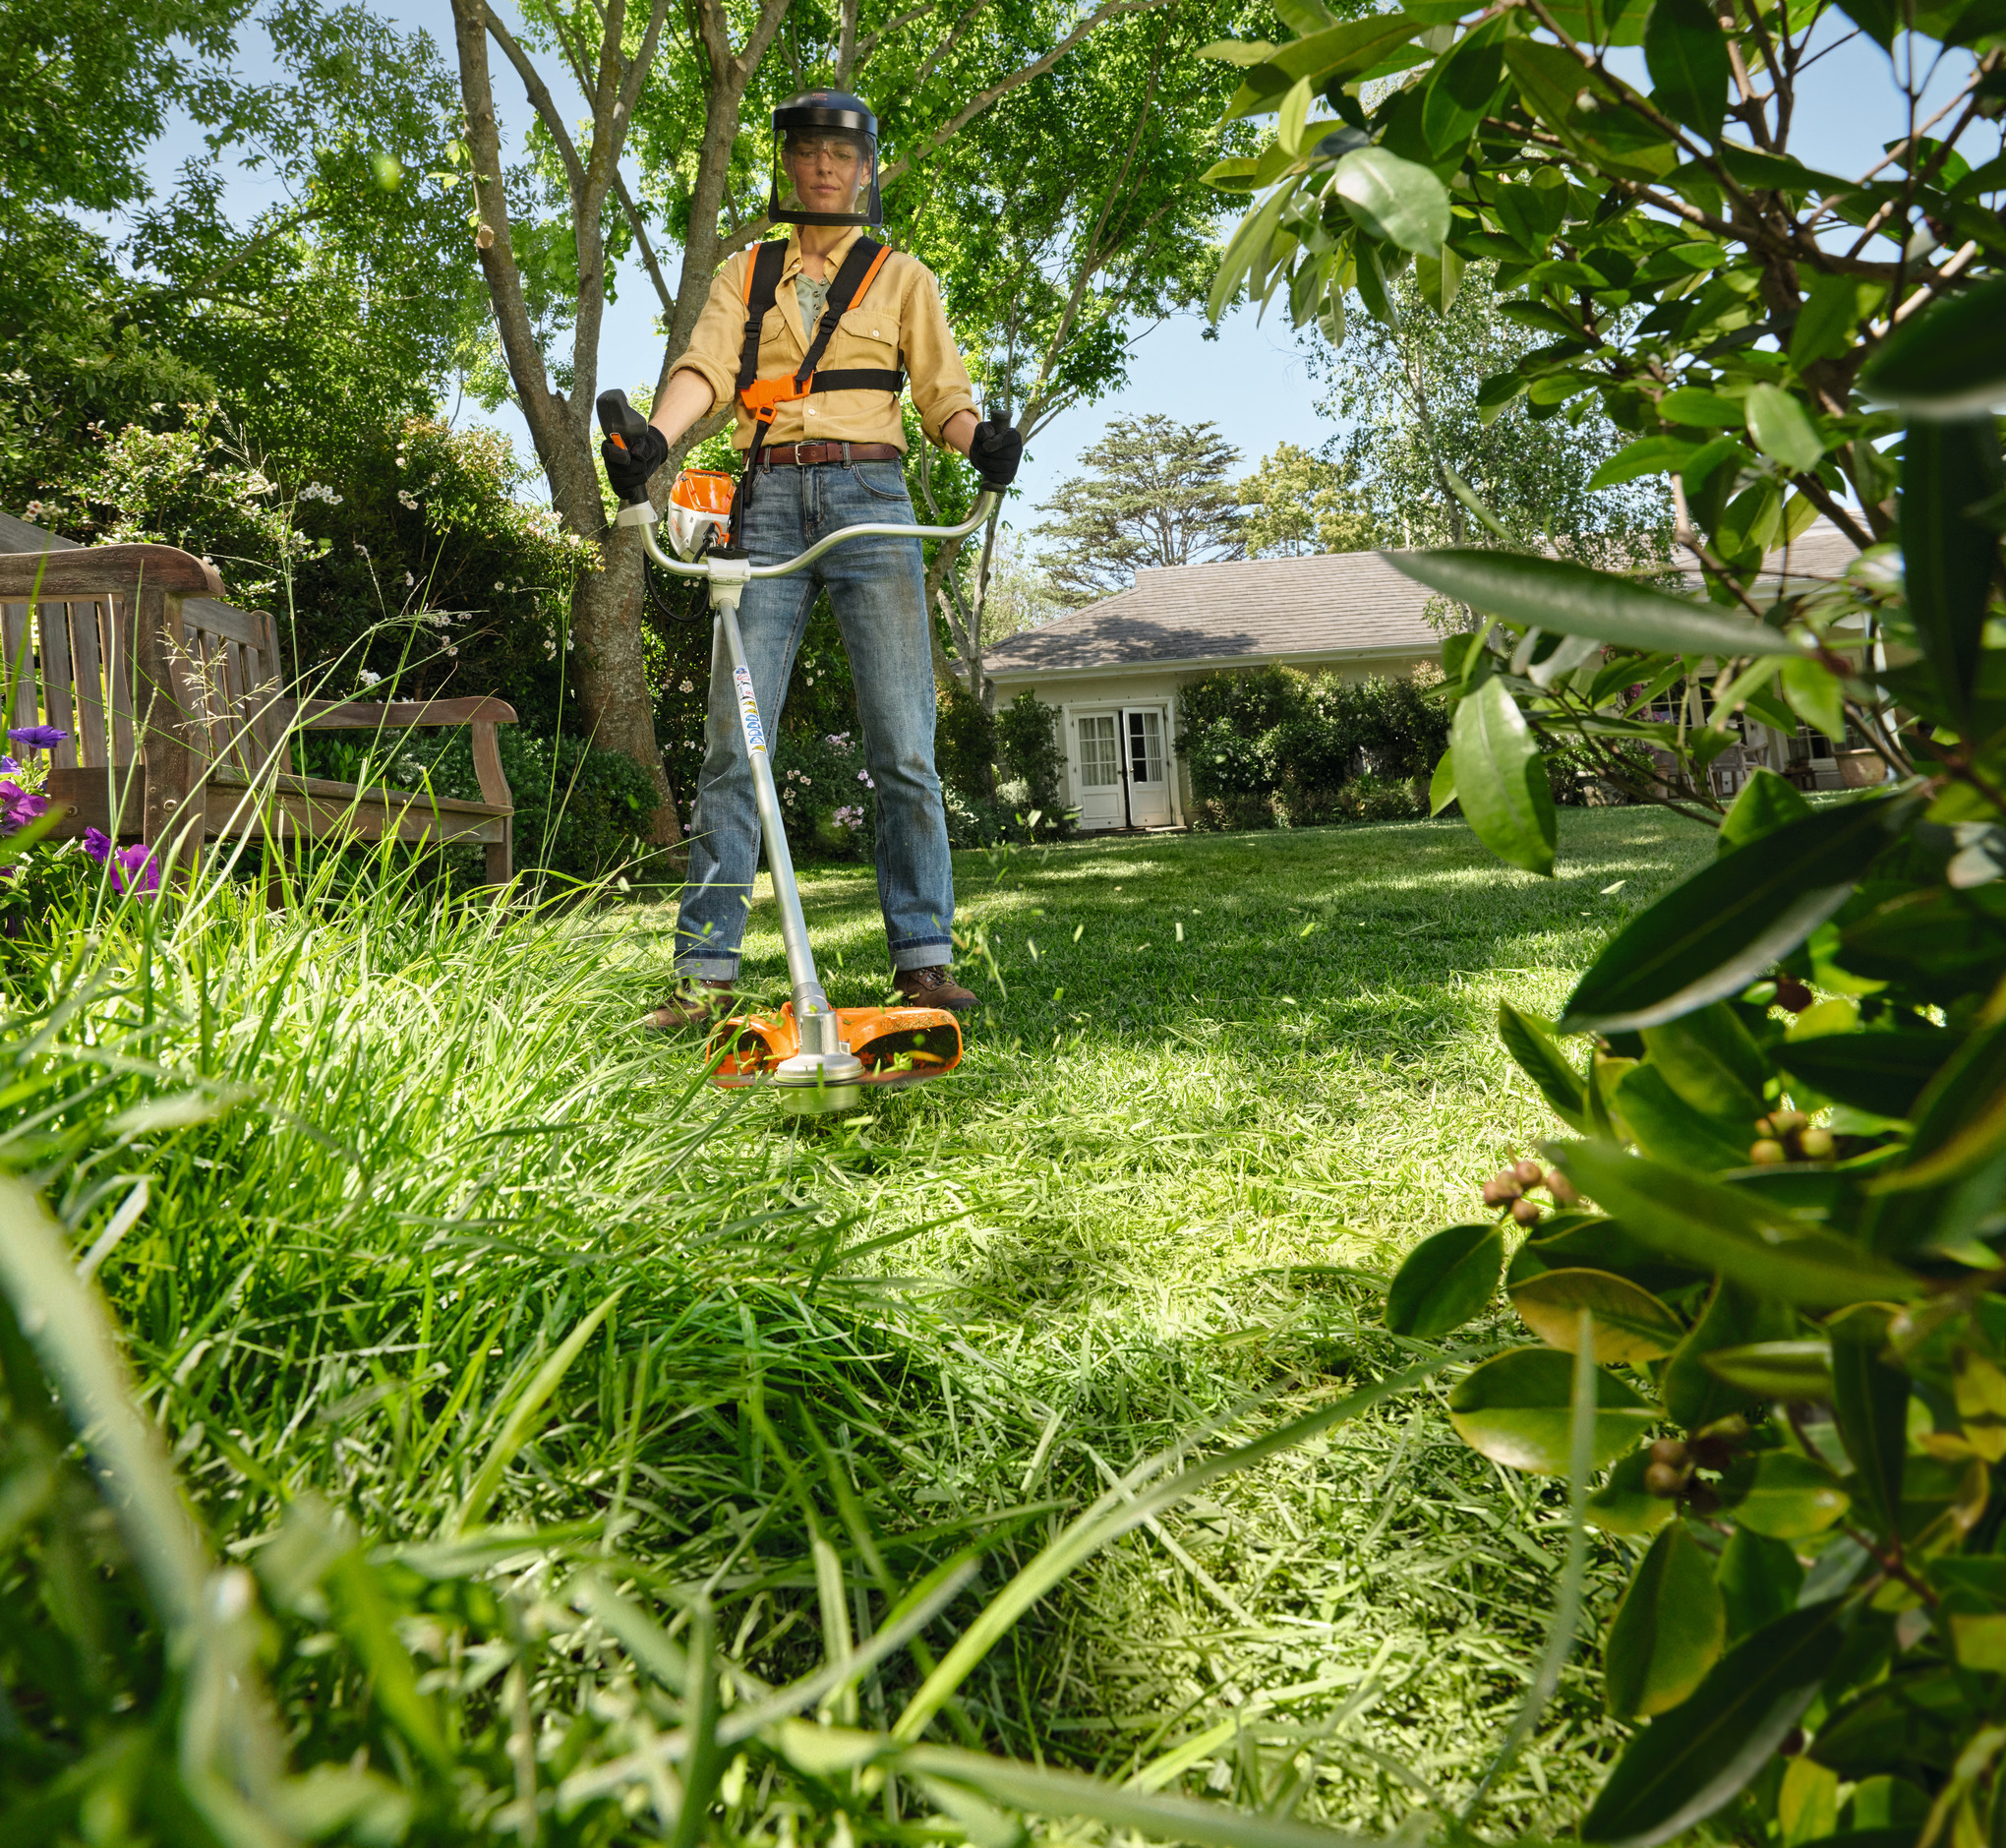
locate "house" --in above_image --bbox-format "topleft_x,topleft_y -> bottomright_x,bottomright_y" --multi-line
982,516 -> 1871,829
983,550 -> 1443,831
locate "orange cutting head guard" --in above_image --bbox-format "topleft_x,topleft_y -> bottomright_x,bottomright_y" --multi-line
709,1003 -> 963,1101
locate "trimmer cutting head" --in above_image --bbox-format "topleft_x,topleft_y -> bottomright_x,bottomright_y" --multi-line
710,1003 -> 963,1112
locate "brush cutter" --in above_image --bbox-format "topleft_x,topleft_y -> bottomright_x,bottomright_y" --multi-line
599,389 -> 1000,1115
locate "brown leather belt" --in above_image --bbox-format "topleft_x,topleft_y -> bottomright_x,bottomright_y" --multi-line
758,441 -> 901,469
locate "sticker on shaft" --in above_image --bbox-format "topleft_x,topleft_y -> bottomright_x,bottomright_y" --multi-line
733,666 -> 767,753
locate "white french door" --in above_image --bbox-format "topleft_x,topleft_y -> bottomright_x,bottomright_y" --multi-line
1123,707 -> 1172,827
1072,712 -> 1125,829
1068,704 -> 1175,830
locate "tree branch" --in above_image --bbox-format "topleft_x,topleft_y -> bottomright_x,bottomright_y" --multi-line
877,0 -> 1179,192
482,4 -> 587,199
450,0 -> 563,464
855,0 -> 942,66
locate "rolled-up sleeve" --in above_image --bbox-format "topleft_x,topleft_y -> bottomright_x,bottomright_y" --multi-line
902,267 -> 977,446
668,256 -> 746,414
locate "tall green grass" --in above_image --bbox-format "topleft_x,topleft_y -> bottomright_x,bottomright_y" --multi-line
0,809 -> 1711,1844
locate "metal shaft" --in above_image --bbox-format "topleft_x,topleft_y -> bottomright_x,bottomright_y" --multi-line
709,572 -> 842,1057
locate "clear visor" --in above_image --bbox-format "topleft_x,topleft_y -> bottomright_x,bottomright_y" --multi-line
771,127 -> 877,225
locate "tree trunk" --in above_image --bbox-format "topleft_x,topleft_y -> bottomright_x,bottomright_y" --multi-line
451,0 -> 681,849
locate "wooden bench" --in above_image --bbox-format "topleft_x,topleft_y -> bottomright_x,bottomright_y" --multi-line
0,513 -> 516,883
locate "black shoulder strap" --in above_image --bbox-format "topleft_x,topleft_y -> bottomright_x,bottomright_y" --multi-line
794,237 -> 890,388
735,240 -> 789,398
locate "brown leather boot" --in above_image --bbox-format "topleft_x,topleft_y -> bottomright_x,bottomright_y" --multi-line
892,965 -> 977,1013
643,977 -> 736,1030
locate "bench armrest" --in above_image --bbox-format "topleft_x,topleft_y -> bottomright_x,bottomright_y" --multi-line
278,696 -> 518,730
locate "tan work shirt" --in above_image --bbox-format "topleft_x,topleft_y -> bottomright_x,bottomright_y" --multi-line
670,224 -> 976,451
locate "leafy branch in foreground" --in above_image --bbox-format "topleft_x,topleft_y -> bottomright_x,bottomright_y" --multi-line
1210,0 -> 2006,1840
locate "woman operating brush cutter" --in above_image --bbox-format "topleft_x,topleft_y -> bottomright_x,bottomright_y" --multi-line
605,89 -> 1022,1030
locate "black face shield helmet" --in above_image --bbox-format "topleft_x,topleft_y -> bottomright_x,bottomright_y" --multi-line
768,89 -> 882,228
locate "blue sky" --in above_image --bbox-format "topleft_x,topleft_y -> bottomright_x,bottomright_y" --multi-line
136,6 -> 1976,521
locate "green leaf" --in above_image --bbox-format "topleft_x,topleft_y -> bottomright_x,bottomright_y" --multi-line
1551,1143 -> 1920,1309
1833,0 -> 1900,45
1642,0 -> 1729,141
1225,14 -> 1428,119
1210,184 -> 1295,323
1859,272 -> 2006,416
1779,654 -> 1847,742
1617,1063 -> 1756,1168
1199,38 -> 1281,64
1579,1602 -> 1847,1848
1354,239 -> 1395,326
1558,795 -> 1922,1035
1383,547 -> 1779,660
1510,1267 -> 1685,1363
1499,1002 -> 1588,1129
1605,1522 -> 1727,1719
1700,1340 -> 1836,1400
1276,75 -> 1316,156
1447,1346 -> 1658,1474
1591,435 -> 1699,490
1330,147 -> 1452,254
1421,16 -> 1507,154
1640,1003 -> 1768,1120
1723,1451 -> 1852,1539
1588,1448 -> 1677,1535
1777,1032 -> 1951,1121
1660,386 -> 1747,428
1413,243 -> 1465,315
1718,766 -> 1812,856
1901,416 -> 2004,725
1745,384 -> 1826,473
1790,273 -> 1875,371
1716,1525 -> 1802,1642
1451,676 -> 1557,876
1429,744 -> 1458,815
1201,155 -> 1263,191
1386,1222 -> 1505,1337
1665,1280 -> 1799,1428
1831,1330 -> 1907,1536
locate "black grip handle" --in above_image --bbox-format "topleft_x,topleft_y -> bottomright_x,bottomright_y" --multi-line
596,388 -> 651,449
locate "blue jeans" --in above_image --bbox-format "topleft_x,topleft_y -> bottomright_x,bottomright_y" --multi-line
677,458 -> 955,979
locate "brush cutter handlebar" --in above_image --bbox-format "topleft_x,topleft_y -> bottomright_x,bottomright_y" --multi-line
595,389 -> 998,578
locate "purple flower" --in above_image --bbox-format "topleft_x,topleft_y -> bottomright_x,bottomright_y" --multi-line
0,780 -> 48,835
7,725 -> 69,753
82,829 -> 158,894
111,843 -> 160,896
0,756 -> 18,773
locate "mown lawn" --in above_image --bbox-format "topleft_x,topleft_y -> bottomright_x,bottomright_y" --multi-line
611,805 -> 1718,1829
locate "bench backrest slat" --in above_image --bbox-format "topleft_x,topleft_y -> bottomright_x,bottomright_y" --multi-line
69,595 -> 108,770
37,600 -> 77,764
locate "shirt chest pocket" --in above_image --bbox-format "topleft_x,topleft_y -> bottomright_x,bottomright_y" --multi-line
834,306 -> 900,371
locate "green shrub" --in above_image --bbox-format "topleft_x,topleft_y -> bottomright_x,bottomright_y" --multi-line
936,679 -> 999,805
995,689 -> 1069,823
1180,667 -> 1448,827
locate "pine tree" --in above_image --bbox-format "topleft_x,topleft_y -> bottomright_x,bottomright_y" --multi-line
1032,414 -> 1243,605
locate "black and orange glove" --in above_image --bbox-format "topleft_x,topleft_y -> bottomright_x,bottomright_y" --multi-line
602,422 -> 669,505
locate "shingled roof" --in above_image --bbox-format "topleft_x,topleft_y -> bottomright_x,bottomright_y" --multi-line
984,517 -> 1863,680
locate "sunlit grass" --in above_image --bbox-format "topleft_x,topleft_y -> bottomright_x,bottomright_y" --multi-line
607,806 -> 1716,1829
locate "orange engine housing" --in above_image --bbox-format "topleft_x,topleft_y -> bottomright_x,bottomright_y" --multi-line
708,1003 -> 963,1089
672,468 -> 737,517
